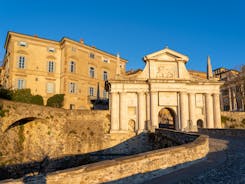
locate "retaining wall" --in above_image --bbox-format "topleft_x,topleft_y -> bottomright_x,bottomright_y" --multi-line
199,128 -> 245,137
1,129 -> 209,184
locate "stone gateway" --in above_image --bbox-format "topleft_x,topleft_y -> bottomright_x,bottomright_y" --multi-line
107,48 -> 223,132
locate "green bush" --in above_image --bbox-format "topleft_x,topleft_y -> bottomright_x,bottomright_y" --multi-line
30,95 -> 44,105
242,119 -> 245,125
221,116 -> 228,123
0,88 -> 12,100
46,94 -> 64,108
0,88 -> 45,106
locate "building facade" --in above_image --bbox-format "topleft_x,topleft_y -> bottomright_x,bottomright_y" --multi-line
107,48 -> 223,132
0,32 -> 127,109
214,67 -> 245,111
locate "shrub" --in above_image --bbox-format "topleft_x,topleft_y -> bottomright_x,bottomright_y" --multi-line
221,116 -> 228,123
11,89 -> 32,103
242,119 -> 245,125
30,95 -> 44,105
0,88 -> 12,100
46,94 -> 64,108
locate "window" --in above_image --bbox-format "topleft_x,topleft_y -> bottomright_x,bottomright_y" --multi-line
89,67 -> 95,78
103,58 -> 109,63
17,79 -> 25,89
69,82 -> 76,93
19,41 -> 27,47
47,83 -> 54,93
69,61 -> 76,73
89,53 -> 95,59
48,47 -> 55,52
48,61 -> 55,72
72,47 -> 76,52
89,87 -> 94,96
103,89 -> 107,98
103,71 -> 108,81
18,56 -> 25,69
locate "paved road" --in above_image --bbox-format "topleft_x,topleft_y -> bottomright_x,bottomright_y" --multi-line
147,134 -> 245,184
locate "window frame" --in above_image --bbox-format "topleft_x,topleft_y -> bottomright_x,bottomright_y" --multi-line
89,53 -> 95,59
89,67 -> 95,78
18,56 -> 25,69
69,61 -> 76,73
46,82 -> 55,93
69,82 -> 76,94
89,87 -> 94,96
17,79 -> 25,89
48,61 -> 55,73
103,71 -> 108,81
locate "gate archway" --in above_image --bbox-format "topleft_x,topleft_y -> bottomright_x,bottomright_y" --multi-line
197,119 -> 204,128
158,108 -> 176,129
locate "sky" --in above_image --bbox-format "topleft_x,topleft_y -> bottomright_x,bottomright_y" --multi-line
0,0 -> 244,71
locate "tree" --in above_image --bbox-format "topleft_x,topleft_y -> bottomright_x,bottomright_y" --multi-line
46,94 -> 65,108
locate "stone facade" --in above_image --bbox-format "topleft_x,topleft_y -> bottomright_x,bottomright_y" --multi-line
214,67 -> 245,111
108,48 -> 223,133
0,32 -> 127,109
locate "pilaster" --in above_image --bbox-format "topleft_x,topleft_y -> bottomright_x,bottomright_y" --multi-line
119,92 -> 128,131
180,92 -> 188,131
137,92 -> 146,132
213,93 -> 221,128
205,93 -> 214,128
150,91 -> 158,130
188,93 -> 195,131
110,92 -> 119,132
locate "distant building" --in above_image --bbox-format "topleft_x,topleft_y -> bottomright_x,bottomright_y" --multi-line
213,67 -> 245,111
0,32 -> 127,109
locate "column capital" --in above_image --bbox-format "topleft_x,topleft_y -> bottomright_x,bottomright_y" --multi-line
137,91 -> 146,95
119,91 -> 127,95
180,91 -> 188,95
205,92 -> 212,96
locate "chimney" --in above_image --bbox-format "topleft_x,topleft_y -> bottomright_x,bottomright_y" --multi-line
80,39 -> 84,44
34,34 -> 38,38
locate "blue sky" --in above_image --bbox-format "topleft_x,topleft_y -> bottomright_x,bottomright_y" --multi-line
0,0 -> 244,71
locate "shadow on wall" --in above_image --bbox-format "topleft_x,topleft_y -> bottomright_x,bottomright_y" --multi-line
0,132 -> 178,181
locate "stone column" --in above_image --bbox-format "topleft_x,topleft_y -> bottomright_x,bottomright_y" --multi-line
137,92 -> 146,132
233,87 -> 237,111
150,91 -> 158,130
188,93 -> 195,130
180,92 -> 188,131
228,88 -> 232,111
205,93 -> 214,128
110,92 -> 119,132
119,92 -> 127,131
213,93 -> 222,128
146,92 -> 151,130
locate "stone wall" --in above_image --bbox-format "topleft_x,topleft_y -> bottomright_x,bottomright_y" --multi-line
221,111 -> 245,128
1,129 -> 209,184
199,128 -> 245,137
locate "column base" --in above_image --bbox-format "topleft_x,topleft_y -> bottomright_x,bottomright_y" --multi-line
110,130 -> 129,134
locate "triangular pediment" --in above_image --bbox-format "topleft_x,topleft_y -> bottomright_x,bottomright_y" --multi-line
144,48 -> 189,63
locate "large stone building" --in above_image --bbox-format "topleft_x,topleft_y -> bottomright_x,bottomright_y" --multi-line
0,32 -> 127,109
107,48 -> 223,132
214,67 -> 245,111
